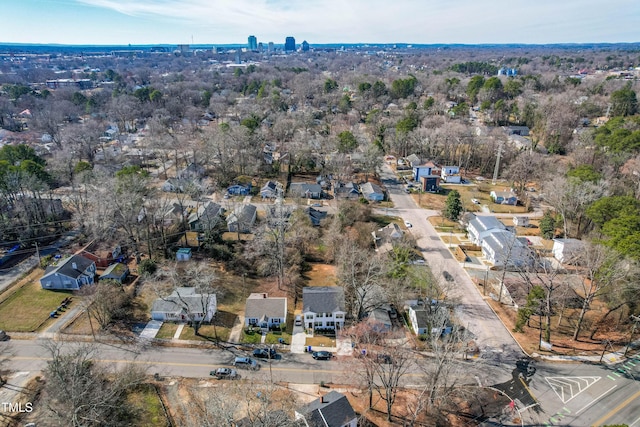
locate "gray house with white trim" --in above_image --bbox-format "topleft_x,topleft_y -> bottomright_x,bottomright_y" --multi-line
244,293 -> 287,330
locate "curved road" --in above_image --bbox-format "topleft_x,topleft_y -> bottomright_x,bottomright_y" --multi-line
379,163 -> 522,359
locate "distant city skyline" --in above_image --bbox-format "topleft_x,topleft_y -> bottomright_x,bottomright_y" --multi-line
1,0 -> 638,46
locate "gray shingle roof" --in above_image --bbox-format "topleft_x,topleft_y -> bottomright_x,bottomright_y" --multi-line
245,293 -> 287,320
151,287 -> 216,315
303,287 -> 345,314
296,391 -> 356,427
43,254 -> 94,280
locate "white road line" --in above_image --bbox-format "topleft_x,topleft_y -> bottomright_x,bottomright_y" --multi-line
630,415 -> 640,427
575,385 -> 617,415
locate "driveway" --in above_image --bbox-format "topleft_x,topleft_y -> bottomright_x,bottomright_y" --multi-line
380,163 -> 522,358
290,324 -> 308,354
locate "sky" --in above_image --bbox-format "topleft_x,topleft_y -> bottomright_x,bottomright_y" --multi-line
1,0 -> 638,46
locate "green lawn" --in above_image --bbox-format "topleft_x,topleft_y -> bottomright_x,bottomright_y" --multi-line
265,331 -> 292,345
128,384 -> 169,427
0,280 -> 75,332
155,322 -> 179,339
241,329 -> 262,344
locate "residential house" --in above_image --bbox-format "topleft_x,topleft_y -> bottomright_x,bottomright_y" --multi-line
177,162 -> 205,180
40,254 -> 96,290
513,216 -> 529,227
227,204 -> 257,233
188,202 -> 223,232
305,207 -> 328,226
99,262 -> 129,283
367,308 -> 392,332
81,242 -> 124,268
176,248 -> 192,261
226,184 -> 251,196
440,165 -> 461,184
360,182 -> 385,202
490,190 -> 518,206
295,391 -> 357,427
260,180 -> 282,199
302,287 -> 346,331
467,215 -> 507,245
150,287 -> 216,322
412,161 -> 440,183
244,293 -> 287,330
420,174 -> 441,192
405,154 -> 422,168
161,178 -> 190,193
289,182 -> 323,199
481,230 -> 532,268
552,238 -> 585,263
334,182 -> 360,199
406,303 -> 450,337
372,223 -> 403,254
504,125 -> 530,136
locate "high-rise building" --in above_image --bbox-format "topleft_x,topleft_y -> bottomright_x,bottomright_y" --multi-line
248,35 -> 257,51
268,42 -> 274,52
285,36 -> 296,52
301,40 -> 309,52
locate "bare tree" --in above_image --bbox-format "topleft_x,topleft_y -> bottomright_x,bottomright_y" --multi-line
78,280 -> 130,331
42,341 -> 146,427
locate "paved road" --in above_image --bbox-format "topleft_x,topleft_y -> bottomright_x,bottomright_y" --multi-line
379,163 -> 522,358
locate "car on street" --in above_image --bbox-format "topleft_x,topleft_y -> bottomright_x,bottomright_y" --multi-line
312,351 -> 333,360
210,368 -> 238,379
233,356 -> 260,370
471,198 -> 480,204
294,315 -> 302,326
404,221 -> 412,228
0,330 -> 8,341
442,271 -> 454,282
253,348 -> 277,359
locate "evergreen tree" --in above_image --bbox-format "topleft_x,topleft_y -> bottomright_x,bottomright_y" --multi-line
444,190 -> 462,221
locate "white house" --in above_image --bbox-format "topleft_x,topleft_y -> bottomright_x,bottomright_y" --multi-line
440,165 -> 461,183
40,255 -> 96,290
552,238 -> 585,263
295,391 -> 357,427
412,161 -> 440,182
490,190 -> 518,206
467,215 -> 506,245
302,287 -> 346,331
481,230 -> 532,268
151,287 -> 216,322
406,303 -> 449,337
244,293 -> 287,330
513,216 -> 529,227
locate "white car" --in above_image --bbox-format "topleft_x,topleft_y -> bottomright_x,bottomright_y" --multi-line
404,221 -> 412,228
471,198 -> 480,204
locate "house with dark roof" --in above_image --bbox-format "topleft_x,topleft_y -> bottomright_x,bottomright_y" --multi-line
302,287 -> 346,331
244,293 -> 287,330
151,287 -> 216,322
227,204 -> 257,233
177,162 -> 205,180
407,303 -> 450,336
305,207 -> 328,226
226,184 -> 251,196
188,202 -> 223,232
294,391 -> 357,427
260,180 -> 283,199
334,182 -> 360,199
552,238 -> 585,263
40,254 -> 96,290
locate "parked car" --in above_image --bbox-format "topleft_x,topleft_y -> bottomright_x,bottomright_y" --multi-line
471,198 -> 480,204
294,315 -> 302,326
404,221 -> 412,228
253,348 -> 277,359
442,271 -> 454,282
210,368 -> 238,379
312,351 -> 333,360
233,357 -> 260,370
0,330 -> 8,341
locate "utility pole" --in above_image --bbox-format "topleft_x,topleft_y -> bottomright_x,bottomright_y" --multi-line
35,241 -> 41,266
492,142 -> 503,186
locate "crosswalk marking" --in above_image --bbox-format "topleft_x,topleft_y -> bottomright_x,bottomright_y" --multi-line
545,376 -> 601,404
